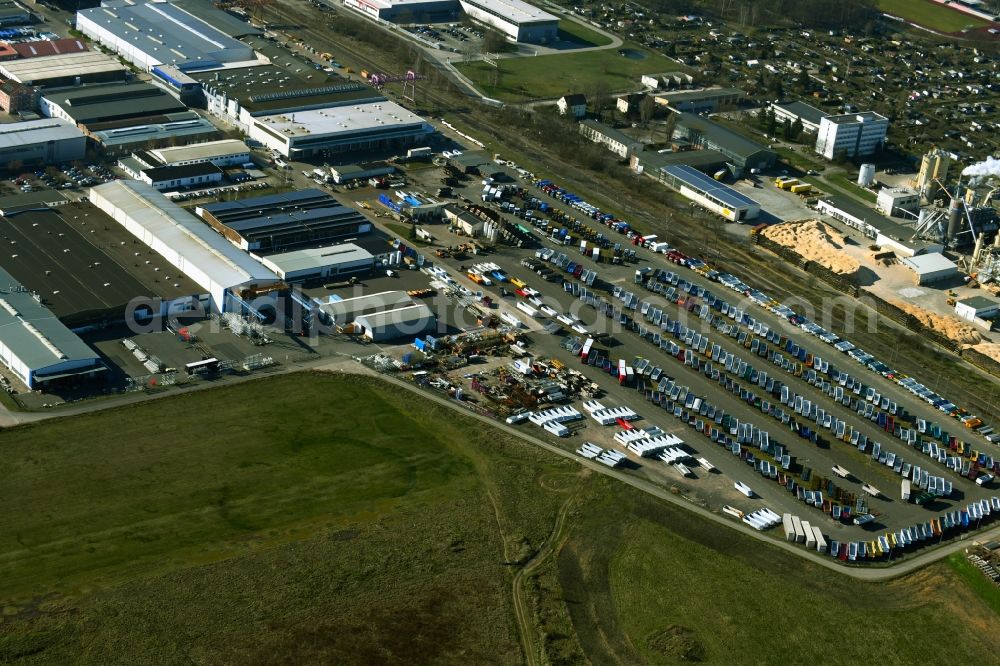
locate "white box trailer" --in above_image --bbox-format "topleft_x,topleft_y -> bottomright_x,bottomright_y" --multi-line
543,420 -> 570,437
802,521 -> 816,549
782,513 -> 795,541
516,301 -> 541,318
723,505 -> 744,519
792,515 -> 805,543
901,478 -> 911,501
811,525 -> 827,553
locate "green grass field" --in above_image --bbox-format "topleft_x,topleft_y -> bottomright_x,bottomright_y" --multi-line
0,372 -> 573,663
876,0 -> 991,32
554,480 -> 1000,664
557,18 -> 613,47
2,372 -> 1000,663
456,45 -> 676,101
946,552 -> 1000,615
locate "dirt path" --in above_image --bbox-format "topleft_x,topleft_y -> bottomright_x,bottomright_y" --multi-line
511,481 -> 582,666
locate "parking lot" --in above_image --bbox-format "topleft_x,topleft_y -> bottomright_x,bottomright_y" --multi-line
388,164 -> 1000,559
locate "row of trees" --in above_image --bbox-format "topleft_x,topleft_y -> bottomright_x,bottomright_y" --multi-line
756,108 -> 803,142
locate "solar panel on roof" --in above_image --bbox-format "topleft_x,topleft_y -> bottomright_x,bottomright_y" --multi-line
660,164 -> 760,209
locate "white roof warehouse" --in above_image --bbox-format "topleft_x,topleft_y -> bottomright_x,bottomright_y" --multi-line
0,267 -> 104,390
88,180 -> 281,313
248,101 -> 434,159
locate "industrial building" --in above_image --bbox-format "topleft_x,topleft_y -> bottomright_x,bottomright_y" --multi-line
319,290 -> 416,326
329,162 -> 396,184
657,164 -> 760,222
458,0 -> 558,42
0,51 -> 126,87
344,0 -> 558,42
815,195 -> 942,257
343,0 -> 461,22
876,188 -> 920,217
11,38 -> 88,58
0,118 -> 86,166
0,202 -> 204,327
444,203 -> 485,236
674,112 -> 775,176
632,148 -> 729,176
913,148 -> 951,199
0,80 -> 37,113
196,189 -> 373,253
902,253 -> 959,285
248,101 -> 434,159
88,180 -> 282,314
76,0 -> 256,71
0,267 -> 105,390
41,82 -> 187,126
147,139 -> 251,168
770,101 -> 827,133
0,0 -> 32,26
188,44 -> 384,127
354,303 -> 436,341
579,119 -> 642,159
653,87 -> 745,113
955,296 -> 999,323
261,244 -> 375,282
814,112 -> 889,160
120,159 -> 223,191
90,111 -> 222,156
0,189 -> 67,215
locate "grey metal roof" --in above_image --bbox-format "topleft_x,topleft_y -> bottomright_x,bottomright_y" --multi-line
637,149 -> 728,171
319,290 -> 415,323
264,243 -> 373,275
354,303 -> 435,329
661,164 -> 760,208
42,83 -> 186,124
0,189 -> 68,215
579,119 -> 640,147
676,112 -> 772,160
77,0 -> 254,69
819,195 -> 915,239
902,252 -> 958,275
0,118 -> 84,149
0,266 -> 101,373
92,112 -> 221,149
958,296 -> 998,310
773,101 -> 827,125
172,0 -> 263,38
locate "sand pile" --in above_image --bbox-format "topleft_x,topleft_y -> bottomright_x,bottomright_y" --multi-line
761,220 -> 861,276
972,342 -> 1000,363
887,298 -> 983,346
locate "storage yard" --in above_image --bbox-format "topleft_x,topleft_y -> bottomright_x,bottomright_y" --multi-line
0,0 -> 998,660
346,154 -> 1000,567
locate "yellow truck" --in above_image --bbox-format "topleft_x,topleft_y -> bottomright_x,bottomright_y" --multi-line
790,183 -> 812,194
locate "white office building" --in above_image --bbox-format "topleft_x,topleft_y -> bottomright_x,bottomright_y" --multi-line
815,112 -> 888,160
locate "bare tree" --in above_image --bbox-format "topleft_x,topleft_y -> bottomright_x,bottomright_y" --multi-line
639,95 -> 655,130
